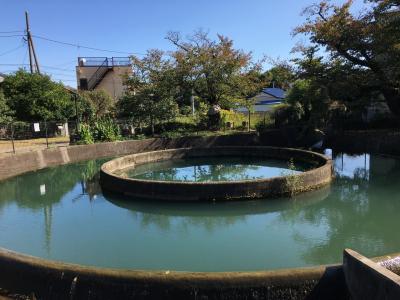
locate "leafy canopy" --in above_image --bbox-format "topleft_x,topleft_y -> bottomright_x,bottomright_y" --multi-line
2,69 -> 73,121
295,0 -> 400,115
118,50 -> 179,129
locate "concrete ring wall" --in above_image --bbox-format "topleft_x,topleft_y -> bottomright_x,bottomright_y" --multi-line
0,134 -> 399,299
100,146 -> 333,201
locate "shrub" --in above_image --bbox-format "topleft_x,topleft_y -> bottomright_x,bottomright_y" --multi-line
77,124 -> 94,144
282,158 -> 304,197
92,118 -> 121,142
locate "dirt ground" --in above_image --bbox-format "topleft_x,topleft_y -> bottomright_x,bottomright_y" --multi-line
0,136 -> 70,157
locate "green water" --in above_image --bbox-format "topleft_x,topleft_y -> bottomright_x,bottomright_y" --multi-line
0,152 -> 399,271
123,157 -> 308,182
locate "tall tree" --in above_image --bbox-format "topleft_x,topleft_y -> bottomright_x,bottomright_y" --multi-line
118,50 -> 178,134
2,70 -> 73,121
295,0 -> 400,115
264,62 -> 295,90
166,30 -> 255,128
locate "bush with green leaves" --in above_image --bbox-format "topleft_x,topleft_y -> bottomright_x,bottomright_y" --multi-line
77,124 -> 94,144
281,158 -> 304,197
2,69 -> 73,121
92,118 -> 121,142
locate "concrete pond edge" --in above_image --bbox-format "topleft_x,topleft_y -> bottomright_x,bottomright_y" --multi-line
0,135 -> 399,299
100,146 -> 333,201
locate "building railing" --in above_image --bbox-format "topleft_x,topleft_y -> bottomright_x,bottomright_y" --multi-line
87,58 -> 110,90
78,57 -> 131,67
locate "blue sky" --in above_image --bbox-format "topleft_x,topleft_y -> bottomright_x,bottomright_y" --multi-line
0,0 -> 364,87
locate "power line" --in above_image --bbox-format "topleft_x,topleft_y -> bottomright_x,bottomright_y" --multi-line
32,34 -> 144,56
0,43 -> 25,57
0,31 -> 24,34
0,34 -> 25,38
0,63 -> 75,72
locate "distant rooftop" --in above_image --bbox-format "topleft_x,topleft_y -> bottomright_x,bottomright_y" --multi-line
77,57 -> 131,67
262,88 -> 286,99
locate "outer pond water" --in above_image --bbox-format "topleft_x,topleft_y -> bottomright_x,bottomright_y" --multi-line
0,152 -> 399,272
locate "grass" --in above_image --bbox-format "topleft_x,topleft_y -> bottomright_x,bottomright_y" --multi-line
0,136 -> 69,154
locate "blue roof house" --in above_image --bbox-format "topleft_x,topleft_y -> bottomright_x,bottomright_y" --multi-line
236,87 -> 286,113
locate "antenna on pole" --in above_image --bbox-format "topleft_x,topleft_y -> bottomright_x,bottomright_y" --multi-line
25,11 -> 40,74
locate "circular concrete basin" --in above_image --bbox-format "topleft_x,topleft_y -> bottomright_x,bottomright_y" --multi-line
100,146 -> 333,201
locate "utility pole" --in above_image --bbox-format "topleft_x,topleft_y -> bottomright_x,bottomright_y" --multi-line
25,11 -> 40,74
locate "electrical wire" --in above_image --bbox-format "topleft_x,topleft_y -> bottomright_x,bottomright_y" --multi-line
0,31 -> 24,34
0,34 -> 25,38
32,34 -> 144,56
0,44 -> 25,57
0,63 -> 75,72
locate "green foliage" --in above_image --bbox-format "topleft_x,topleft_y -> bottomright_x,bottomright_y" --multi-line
295,0 -> 400,115
2,69 -> 73,121
92,118 -> 121,142
264,63 -> 295,90
77,124 -> 94,144
0,90 -> 14,123
80,90 -> 114,119
167,30 -> 255,108
284,79 -> 330,128
255,114 -> 274,132
282,158 -> 304,197
119,50 -> 179,133
76,118 -> 121,144
274,104 -> 304,127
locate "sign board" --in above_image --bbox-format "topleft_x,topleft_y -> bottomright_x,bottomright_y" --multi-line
33,123 -> 40,132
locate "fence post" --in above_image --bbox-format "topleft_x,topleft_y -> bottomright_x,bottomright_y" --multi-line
44,120 -> 49,148
10,123 -> 15,154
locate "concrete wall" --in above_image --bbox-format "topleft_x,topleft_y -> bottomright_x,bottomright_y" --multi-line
259,128 -> 400,155
76,66 -> 132,100
101,147 -> 332,201
343,249 -> 400,300
0,134 -> 258,181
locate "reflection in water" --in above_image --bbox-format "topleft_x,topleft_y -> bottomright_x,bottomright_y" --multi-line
280,152 -> 400,265
107,187 -> 330,233
0,153 -> 399,271
122,157 -> 310,182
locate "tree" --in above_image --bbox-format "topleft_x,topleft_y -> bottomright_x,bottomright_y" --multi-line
233,68 -> 268,131
80,89 -> 113,119
118,50 -> 179,135
286,79 -> 330,127
166,30 -> 255,128
264,62 -> 295,90
2,69 -> 73,121
295,0 -> 400,116
0,90 -> 14,123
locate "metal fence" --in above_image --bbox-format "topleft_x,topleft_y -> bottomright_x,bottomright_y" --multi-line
0,121 -> 78,155
0,113 -> 272,155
